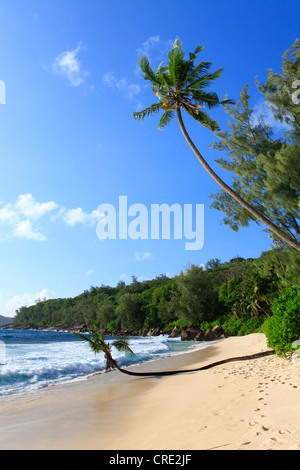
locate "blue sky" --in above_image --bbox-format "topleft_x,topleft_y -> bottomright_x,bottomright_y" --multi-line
0,0 -> 299,317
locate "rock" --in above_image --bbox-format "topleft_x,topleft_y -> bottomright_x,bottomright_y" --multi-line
178,324 -> 226,342
147,327 -> 161,336
204,325 -> 225,341
212,325 -> 225,337
69,324 -> 88,333
153,327 -> 161,336
194,330 -> 205,341
139,328 -> 149,337
169,326 -> 181,338
181,326 -> 201,341
203,329 -> 215,341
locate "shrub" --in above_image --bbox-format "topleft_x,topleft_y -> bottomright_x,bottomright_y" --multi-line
106,320 -> 118,332
221,315 -> 263,336
263,286 -> 300,356
237,317 -> 263,336
221,316 -> 244,336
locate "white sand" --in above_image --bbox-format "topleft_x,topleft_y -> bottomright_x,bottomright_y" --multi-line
0,333 -> 299,450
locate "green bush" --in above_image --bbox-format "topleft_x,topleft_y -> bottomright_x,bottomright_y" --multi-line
221,316 -> 244,336
221,315 -> 263,336
237,317 -> 263,336
263,286 -> 300,356
106,320 -> 118,332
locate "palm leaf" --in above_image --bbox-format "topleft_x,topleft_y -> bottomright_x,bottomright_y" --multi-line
158,110 -> 175,130
152,85 -> 170,102
73,332 -> 104,355
183,61 -> 212,87
139,56 -> 163,87
191,90 -> 223,109
185,105 -> 220,131
189,44 -> 204,61
186,67 -> 224,91
133,102 -> 161,121
113,339 -> 135,359
167,38 -> 191,89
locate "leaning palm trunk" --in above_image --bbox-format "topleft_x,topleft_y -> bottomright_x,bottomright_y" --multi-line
110,350 -> 275,377
176,107 -> 300,252
75,326 -> 275,377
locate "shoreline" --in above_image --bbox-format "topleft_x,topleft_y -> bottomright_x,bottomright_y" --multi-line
0,333 -> 299,450
0,329 -> 219,397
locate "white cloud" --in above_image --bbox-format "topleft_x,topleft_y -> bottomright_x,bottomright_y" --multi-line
14,194 -> 58,220
85,269 -> 94,276
102,36 -> 173,100
63,207 -> 92,226
135,252 -> 153,261
52,43 -> 87,86
13,220 -> 46,241
102,71 -> 116,87
0,289 -> 54,318
0,193 -> 59,241
103,71 -> 140,99
136,35 -> 161,59
0,194 -> 58,223
0,194 -> 111,241
0,206 -> 19,225
63,206 -> 105,227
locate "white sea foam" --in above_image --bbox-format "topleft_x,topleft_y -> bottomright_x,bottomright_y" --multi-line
0,330 -> 213,396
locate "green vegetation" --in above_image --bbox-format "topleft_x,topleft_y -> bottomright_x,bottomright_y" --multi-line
262,286 -> 300,356
13,248 -> 300,356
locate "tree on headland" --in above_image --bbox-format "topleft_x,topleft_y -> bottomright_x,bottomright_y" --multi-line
133,38 -> 300,251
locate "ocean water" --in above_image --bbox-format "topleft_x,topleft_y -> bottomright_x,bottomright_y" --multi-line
0,329 -> 213,397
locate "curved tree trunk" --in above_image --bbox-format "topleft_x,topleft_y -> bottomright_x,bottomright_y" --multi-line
176,107 -> 300,252
111,350 -> 275,377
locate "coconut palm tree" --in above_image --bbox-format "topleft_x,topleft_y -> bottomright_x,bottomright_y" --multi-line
74,323 -> 275,376
73,325 -> 135,372
133,38 -> 300,252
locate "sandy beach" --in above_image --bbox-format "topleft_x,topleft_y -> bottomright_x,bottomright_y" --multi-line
0,333 -> 299,450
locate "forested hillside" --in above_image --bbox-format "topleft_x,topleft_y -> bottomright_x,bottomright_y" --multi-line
13,247 -> 300,337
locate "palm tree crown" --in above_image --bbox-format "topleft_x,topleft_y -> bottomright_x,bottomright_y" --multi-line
74,324 -> 134,371
134,37 -> 233,130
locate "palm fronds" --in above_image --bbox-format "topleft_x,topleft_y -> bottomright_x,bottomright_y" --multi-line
112,339 -> 135,359
133,102 -> 161,122
73,323 -> 135,371
134,37 -> 234,131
